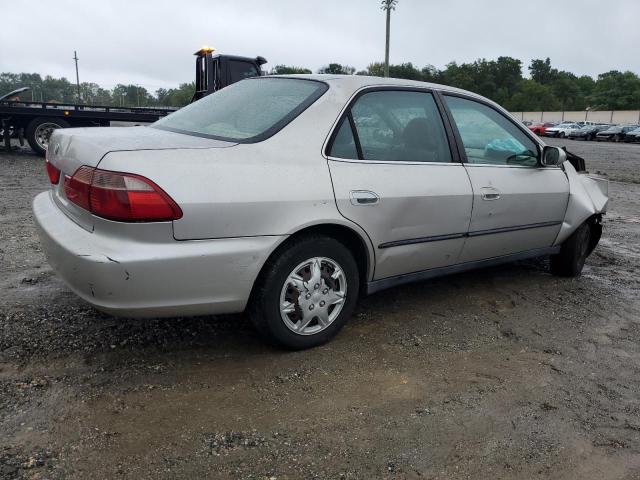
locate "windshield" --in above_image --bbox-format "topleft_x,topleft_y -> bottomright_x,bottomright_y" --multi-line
152,78 -> 328,142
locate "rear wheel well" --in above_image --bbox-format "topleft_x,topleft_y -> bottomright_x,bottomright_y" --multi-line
251,224 -> 371,300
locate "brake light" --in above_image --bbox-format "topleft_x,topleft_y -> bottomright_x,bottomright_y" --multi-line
64,166 -> 93,210
45,158 -> 61,184
64,166 -> 182,222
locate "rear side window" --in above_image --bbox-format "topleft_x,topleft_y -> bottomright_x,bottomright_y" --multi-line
329,90 -> 452,163
153,78 -> 327,143
330,118 -> 359,159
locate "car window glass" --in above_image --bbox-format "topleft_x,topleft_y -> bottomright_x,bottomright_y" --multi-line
329,118 -> 358,159
153,78 -> 326,142
444,95 -> 539,167
229,61 -> 259,83
349,90 -> 452,163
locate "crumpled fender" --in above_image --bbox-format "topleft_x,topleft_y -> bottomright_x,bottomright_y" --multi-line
554,161 -> 609,245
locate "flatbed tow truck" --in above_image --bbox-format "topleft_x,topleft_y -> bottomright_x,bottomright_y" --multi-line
0,47 -> 267,156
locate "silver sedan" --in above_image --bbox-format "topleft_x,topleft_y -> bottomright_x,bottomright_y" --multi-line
34,75 -> 608,349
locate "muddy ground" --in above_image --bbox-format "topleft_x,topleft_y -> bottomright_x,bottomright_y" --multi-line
1,138 -> 639,479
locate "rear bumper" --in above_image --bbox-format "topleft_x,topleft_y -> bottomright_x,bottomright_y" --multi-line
33,191 -> 283,318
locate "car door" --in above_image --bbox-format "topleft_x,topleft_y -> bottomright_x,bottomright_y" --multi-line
441,94 -> 569,263
327,88 -> 473,280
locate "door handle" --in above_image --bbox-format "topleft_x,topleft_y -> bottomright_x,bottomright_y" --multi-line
480,187 -> 501,201
350,190 -> 379,205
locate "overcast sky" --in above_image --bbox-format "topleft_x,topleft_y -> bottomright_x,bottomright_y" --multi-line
1,0 -> 638,92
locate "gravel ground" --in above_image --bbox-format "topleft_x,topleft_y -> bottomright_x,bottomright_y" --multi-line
1,138 -> 640,479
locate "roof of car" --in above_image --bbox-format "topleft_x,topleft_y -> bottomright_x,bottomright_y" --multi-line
263,74 -> 484,100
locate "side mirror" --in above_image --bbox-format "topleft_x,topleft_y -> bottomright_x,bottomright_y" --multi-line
541,146 -> 566,166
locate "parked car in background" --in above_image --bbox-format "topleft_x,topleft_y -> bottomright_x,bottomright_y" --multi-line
545,123 -> 582,138
528,122 -> 555,136
596,125 -> 639,142
568,124 -> 610,141
34,75 -> 608,349
623,127 -> 640,143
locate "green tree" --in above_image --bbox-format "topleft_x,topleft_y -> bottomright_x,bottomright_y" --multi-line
551,72 -> 581,110
590,70 -> 640,109
112,84 -> 155,107
576,75 -> 596,103
41,76 -> 75,103
318,63 -> 355,75
79,82 -> 114,105
507,79 -> 560,111
529,58 -> 558,85
420,65 -> 440,83
155,82 -> 194,107
2,55 -> 639,112
270,65 -> 312,75
363,62 -> 423,80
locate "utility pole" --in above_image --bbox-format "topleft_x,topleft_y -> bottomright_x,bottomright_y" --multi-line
73,51 -> 81,103
381,0 -> 398,78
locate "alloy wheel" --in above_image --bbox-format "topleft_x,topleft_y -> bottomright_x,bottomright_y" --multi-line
279,257 -> 347,335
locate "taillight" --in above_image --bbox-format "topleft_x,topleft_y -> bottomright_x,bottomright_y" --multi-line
64,166 -> 182,222
64,166 -> 93,211
45,158 -> 61,184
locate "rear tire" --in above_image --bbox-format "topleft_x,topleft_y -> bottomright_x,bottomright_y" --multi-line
248,235 -> 359,349
26,117 -> 70,156
550,223 -> 591,277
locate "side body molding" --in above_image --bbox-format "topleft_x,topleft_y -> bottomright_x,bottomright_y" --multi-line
554,161 -> 609,245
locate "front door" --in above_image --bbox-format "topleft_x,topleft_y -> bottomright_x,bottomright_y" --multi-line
326,89 -> 473,280
441,94 -> 569,263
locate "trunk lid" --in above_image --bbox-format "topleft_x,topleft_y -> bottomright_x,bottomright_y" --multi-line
46,126 -> 236,231
47,126 -> 234,171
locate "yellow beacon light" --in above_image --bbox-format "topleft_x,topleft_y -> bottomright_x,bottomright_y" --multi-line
195,45 -> 216,56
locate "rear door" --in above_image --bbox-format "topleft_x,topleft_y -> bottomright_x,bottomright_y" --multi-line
327,88 -> 473,280
441,94 -> 569,263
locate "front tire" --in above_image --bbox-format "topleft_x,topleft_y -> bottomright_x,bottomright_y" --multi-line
550,223 -> 591,277
249,235 -> 360,349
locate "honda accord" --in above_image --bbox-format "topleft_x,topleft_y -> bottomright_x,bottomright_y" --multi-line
34,75 -> 608,349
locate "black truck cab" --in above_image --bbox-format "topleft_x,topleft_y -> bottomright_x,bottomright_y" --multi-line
192,47 -> 267,102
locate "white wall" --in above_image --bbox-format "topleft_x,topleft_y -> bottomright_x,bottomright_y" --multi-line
510,110 -> 640,124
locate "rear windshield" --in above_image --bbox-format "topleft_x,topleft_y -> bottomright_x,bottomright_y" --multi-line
152,78 -> 327,143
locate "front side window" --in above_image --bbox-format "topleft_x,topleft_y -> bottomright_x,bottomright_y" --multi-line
330,90 -> 452,162
444,95 -> 539,166
153,78 -> 327,142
